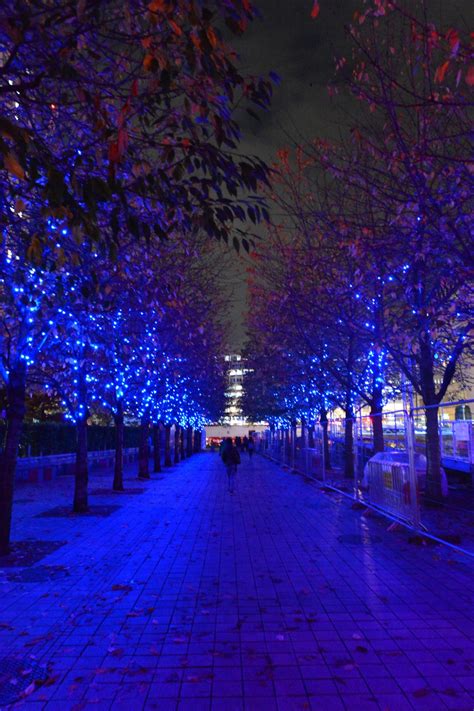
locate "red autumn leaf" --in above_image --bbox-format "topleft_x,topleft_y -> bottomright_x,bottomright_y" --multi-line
446,28 -> 460,55
4,152 -> 26,180
143,54 -> 154,71
466,65 -> 474,87
108,647 -> 124,657
434,60 -> 449,83
118,126 -> 128,155
412,688 -> 431,698
206,27 -> 218,48
108,142 -> 120,163
311,1 -> 320,19
148,0 -> 166,11
168,19 -> 182,36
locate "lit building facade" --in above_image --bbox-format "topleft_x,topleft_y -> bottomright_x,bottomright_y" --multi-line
223,354 -> 248,426
205,354 -> 267,443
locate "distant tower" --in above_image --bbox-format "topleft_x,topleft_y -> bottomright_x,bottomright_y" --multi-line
223,354 -> 248,425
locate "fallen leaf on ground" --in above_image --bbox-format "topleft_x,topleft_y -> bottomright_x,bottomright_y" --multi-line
41,676 -> 59,687
107,647 -> 124,657
21,682 -> 36,697
413,688 -> 431,698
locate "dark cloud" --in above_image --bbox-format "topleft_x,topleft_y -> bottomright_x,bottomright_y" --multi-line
235,0 -> 360,157
226,0 -> 473,349
235,0 -> 473,156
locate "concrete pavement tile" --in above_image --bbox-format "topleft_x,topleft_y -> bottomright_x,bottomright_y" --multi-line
4,453 -> 474,711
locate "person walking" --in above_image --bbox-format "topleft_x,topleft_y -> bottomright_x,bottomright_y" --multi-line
219,438 -> 228,458
248,435 -> 255,459
222,437 -> 240,493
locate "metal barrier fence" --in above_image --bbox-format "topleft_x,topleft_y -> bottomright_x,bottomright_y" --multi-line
15,448 -> 139,483
255,399 -> 474,553
365,455 -> 418,526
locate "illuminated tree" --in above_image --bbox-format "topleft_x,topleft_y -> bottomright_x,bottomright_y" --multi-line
244,0 -> 472,497
324,0 -> 474,496
0,227 -> 79,550
0,0 -> 275,256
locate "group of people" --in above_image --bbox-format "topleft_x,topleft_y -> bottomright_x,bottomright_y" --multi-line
235,435 -> 255,457
219,435 -> 255,493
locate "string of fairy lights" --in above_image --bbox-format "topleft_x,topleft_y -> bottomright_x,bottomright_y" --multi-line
0,222 -> 215,430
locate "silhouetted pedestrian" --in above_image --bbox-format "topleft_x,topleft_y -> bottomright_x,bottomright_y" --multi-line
221,437 -> 240,493
248,435 -> 255,459
219,438 -> 228,458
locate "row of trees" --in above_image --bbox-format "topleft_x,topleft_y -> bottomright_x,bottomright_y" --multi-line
243,0 -> 473,498
0,0 -> 277,553
0,229 -> 228,552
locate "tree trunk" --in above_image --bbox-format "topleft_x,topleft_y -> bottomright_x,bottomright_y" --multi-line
164,425 -> 172,466
284,428 -> 290,462
320,408 -> 331,470
343,410 -> 354,479
113,400 -> 124,491
153,423 -> 162,473
291,420 -> 297,462
308,423 -> 315,449
195,429 -> 202,452
138,416 -> 150,479
416,336 -> 444,497
300,416 -> 306,449
425,405 -> 443,498
174,425 -> 180,464
180,426 -> 185,459
0,362 -> 26,554
186,426 -> 193,457
73,416 -> 89,512
370,393 -> 384,454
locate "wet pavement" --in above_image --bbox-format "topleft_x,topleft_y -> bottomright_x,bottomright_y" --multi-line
1,451 -> 473,710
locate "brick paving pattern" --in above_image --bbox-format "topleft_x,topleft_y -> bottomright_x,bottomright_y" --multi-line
1,452 -> 473,710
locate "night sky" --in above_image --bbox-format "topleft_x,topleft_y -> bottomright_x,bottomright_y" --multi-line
237,0 -> 472,156
225,0 -> 472,351
226,0 -> 359,350
238,0 -> 359,157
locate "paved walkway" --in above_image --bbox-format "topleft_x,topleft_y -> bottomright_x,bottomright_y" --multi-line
1,452 -> 473,710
